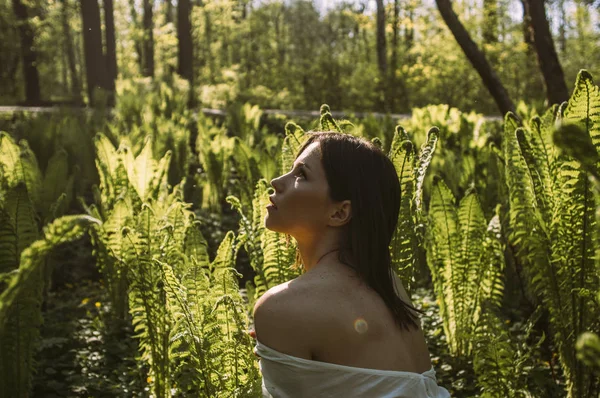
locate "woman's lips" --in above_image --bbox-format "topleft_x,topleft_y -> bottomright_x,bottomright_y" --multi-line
268,196 -> 278,209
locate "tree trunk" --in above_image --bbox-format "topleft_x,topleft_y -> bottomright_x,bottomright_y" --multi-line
558,0 -> 566,54
142,0 -> 155,77
128,0 -> 143,75
12,0 -> 41,105
81,0 -> 109,106
103,0 -> 117,106
525,0 -> 569,105
520,0 -> 534,47
60,0 -> 81,103
177,0 -> 195,107
390,0 -> 399,111
204,8 -> 215,83
405,1 -> 414,50
375,0 -> 388,110
435,0 -> 515,115
165,0 -> 173,24
483,0 -> 498,44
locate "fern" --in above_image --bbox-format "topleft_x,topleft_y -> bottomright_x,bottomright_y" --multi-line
503,70 -> 600,397
280,121 -> 308,175
0,133 -> 43,207
473,309 -> 538,397
40,148 -> 73,223
415,127 -> 439,214
319,104 -> 342,132
388,126 -> 420,294
426,177 -> 505,356
0,215 -> 99,398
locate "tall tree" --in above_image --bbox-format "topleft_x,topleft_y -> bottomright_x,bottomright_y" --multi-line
435,0 -> 515,115
177,0 -> 194,106
81,0 -> 110,106
142,0 -> 155,77
375,0 -> 388,110
128,0 -> 144,75
12,0 -> 41,104
60,0 -> 81,103
390,0 -> 400,111
104,0 -> 117,105
165,0 -> 173,24
405,1 -> 415,50
524,0 -> 569,105
483,0 -> 498,44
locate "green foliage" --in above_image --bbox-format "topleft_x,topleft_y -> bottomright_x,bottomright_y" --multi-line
109,77 -> 193,187
388,126 -> 438,294
0,214 -> 100,398
87,130 -> 262,396
426,176 -> 506,357
472,309 -> 542,398
0,128 -> 87,398
503,70 -> 600,397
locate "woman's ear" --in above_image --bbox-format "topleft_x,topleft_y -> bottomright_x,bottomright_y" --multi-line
330,200 -> 351,227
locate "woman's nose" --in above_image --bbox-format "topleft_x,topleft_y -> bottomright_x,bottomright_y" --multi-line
270,176 -> 282,193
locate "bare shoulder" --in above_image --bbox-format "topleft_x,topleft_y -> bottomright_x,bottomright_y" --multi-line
252,279 -> 322,359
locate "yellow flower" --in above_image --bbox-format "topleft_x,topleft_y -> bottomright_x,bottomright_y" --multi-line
95,302 -> 101,309
81,298 -> 90,305
147,376 -> 153,383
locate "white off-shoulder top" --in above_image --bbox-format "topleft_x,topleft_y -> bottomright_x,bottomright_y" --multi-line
255,340 -> 452,398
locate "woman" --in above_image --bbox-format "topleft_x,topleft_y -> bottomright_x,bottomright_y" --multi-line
250,131 -> 451,398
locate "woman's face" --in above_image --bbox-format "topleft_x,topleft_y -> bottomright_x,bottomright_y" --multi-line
266,142 -> 337,238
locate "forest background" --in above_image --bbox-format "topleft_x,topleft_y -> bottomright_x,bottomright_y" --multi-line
2,0 -> 600,114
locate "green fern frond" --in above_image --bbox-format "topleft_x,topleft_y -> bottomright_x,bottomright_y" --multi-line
473,310 -> 535,397
456,189 -> 487,351
122,137 -> 157,201
281,122 -> 308,175
0,215 -> 100,326
427,176 -> 460,354
319,104 -> 342,133
516,127 -> 554,229
0,132 -> 22,188
388,126 -> 418,294
415,127 -> 439,214
563,71 -> 600,158
576,332 -> 600,373
553,123 -> 600,180
0,134 -> 43,207
40,149 -> 69,221
0,184 -> 38,273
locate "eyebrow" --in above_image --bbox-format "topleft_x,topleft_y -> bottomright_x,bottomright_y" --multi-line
293,162 -> 310,171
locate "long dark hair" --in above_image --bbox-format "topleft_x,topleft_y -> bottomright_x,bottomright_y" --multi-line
292,131 -> 425,331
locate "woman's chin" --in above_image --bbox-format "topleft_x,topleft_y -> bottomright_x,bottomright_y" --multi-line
264,217 -> 287,234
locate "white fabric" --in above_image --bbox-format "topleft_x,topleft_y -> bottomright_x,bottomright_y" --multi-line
255,340 -> 451,398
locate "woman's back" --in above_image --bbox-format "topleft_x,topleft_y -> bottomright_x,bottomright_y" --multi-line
291,262 -> 432,375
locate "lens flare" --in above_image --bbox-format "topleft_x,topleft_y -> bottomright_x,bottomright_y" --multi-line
354,317 -> 368,334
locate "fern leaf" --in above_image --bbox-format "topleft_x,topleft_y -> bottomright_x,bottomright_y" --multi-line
456,189 -> 487,353
388,126 -> 418,293
516,127 -> 554,232
0,184 -> 38,273
0,132 -> 22,188
427,176 -> 460,355
281,122 -> 307,175
319,104 -> 342,133
563,70 -> 600,158
0,215 -> 100,326
415,127 -> 439,214
40,149 -> 69,220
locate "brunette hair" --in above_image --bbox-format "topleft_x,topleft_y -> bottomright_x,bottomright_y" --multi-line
291,131 -> 424,330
